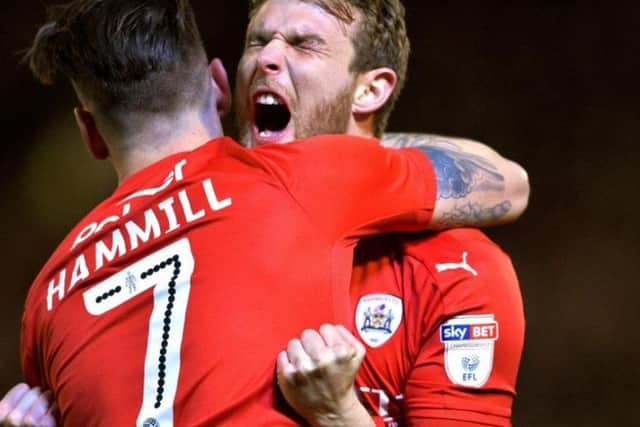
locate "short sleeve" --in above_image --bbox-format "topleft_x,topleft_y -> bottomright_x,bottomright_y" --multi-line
403,232 -> 524,426
254,134 -> 437,242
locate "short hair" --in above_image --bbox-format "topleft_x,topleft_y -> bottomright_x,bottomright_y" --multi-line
26,0 -> 209,116
248,0 -> 410,137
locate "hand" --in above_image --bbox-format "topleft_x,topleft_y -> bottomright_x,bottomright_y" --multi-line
0,384 -> 56,427
276,324 -> 374,427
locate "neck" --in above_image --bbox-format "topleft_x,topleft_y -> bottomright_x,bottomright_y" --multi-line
110,111 -> 223,183
347,114 -> 377,139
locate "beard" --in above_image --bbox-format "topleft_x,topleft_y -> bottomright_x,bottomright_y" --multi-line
293,80 -> 355,140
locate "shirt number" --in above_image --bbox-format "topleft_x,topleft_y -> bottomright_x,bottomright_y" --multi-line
83,238 -> 194,427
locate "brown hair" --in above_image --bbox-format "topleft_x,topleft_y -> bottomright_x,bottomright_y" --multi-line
26,0 -> 209,116
248,0 -> 410,137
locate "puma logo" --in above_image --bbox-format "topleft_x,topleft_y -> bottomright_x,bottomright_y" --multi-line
435,252 -> 478,276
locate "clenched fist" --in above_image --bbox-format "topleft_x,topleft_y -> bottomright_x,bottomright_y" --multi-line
276,324 -> 374,427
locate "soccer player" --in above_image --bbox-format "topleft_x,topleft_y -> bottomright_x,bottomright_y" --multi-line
2,1 -> 527,426
237,1 -> 527,426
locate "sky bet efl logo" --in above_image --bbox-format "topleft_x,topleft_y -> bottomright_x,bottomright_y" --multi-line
440,314 -> 499,388
440,321 -> 498,342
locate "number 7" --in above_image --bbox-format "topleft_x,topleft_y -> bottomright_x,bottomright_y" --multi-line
83,238 -> 195,427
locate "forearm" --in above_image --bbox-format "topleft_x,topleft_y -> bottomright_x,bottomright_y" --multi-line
382,133 -> 502,156
382,133 -> 529,228
307,391 -> 376,427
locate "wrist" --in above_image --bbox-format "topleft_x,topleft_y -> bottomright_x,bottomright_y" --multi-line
309,391 -> 375,427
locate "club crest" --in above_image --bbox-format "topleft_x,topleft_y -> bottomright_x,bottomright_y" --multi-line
355,294 -> 403,348
439,314 -> 499,388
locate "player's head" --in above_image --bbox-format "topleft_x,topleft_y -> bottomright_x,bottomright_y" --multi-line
26,0 -> 229,159
236,0 -> 410,147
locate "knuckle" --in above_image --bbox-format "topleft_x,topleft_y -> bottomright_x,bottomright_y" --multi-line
294,358 -> 314,375
288,338 -> 299,347
311,347 -> 336,367
300,329 -> 318,343
287,338 -> 301,352
319,323 -> 335,333
334,343 -> 356,361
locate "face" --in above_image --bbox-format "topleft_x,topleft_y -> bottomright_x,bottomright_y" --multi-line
236,0 -> 359,147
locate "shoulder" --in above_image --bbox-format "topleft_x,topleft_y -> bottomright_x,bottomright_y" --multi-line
401,228 -> 508,265
391,229 -> 515,301
264,135 -> 382,159
300,134 -> 379,146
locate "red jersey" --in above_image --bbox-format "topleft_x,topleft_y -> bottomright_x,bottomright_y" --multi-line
20,136 -> 437,427
352,228 -> 524,426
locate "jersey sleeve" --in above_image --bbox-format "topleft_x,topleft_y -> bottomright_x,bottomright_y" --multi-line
20,304 -> 46,389
403,232 -> 524,426
255,134 -> 437,241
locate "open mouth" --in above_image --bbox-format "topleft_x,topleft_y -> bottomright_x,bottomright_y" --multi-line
253,93 -> 291,141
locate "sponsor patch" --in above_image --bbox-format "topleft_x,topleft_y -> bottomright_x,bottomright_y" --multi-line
440,314 -> 498,388
355,294 -> 403,348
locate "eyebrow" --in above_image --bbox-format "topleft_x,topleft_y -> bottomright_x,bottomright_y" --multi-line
246,26 -> 328,46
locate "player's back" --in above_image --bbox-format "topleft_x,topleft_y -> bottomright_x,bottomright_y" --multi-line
21,136 -> 436,426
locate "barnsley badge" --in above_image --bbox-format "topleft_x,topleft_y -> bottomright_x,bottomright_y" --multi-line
355,294 -> 403,348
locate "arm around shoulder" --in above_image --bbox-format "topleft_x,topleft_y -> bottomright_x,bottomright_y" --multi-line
382,133 -> 530,228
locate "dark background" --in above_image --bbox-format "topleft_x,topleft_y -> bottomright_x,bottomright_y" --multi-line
1,1 -> 638,426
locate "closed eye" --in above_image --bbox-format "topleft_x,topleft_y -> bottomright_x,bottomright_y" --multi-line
245,30 -> 270,49
289,34 -> 325,51
246,37 -> 267,48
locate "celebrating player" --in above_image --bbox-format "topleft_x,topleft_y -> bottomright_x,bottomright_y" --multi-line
238,1 -> 526,426
1,0 -> 527,426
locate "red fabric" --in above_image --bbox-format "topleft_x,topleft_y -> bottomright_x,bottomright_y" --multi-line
371,415 -> 389,427
21,135 -> 436,426
352,229 -> 525,427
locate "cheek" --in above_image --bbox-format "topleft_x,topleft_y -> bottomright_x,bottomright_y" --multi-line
295,62 -> 338,94
234,66 -> 251,105
309,58 -> 349,83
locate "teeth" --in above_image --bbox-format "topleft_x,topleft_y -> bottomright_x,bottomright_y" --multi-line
259,130 -> 272,138
256,94 -> 282,106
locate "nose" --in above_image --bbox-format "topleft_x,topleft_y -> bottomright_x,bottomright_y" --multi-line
256,39 -> 286,75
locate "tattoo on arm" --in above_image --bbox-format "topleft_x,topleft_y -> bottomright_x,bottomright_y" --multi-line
382,133 -> 461,150
437,200 -> 513,228
382,133 -> 513,224
384,133 -> 503,198
416,146 -> 504,200
382,133 -> 441,149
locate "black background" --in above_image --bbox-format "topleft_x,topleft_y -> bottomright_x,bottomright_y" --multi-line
1,2 -> 638,425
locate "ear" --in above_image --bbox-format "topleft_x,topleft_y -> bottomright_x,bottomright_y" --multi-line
209,58 -> 232,117
73,107 -> 109,160
352,67 -> 397,115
